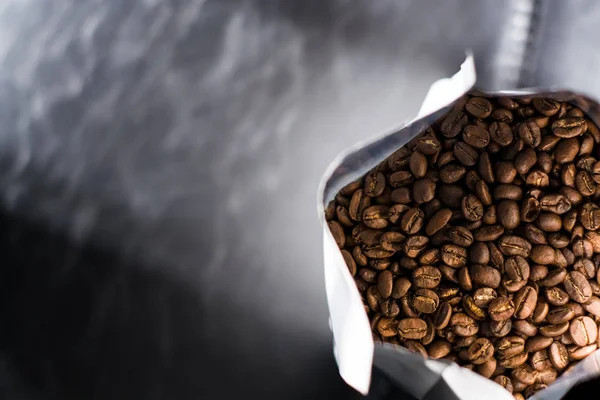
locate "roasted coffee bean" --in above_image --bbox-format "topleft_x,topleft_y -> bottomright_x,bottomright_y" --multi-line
472,288 -> 497,308
552,117 -> 587,138
564,271 -> 592,303
532,98 -> 560,116
451,313 -> 479,337
526,336 -> 554,353
391,277 -> 411,299
540,322 -> 569,338
466,97 -> 493,118
363,205 -> 390,229
489,297 -> 515,321
515,147 -> 537,175
463,295 -> 486,321
380,298 -> 401,317
530,264 -> 549,282
397,318 -> 428,339
475,225 -> 505,242
441,244 -> 468,268
518,120 -> 541,147
438,184 -> 466,208
513,286 -> 537,319
470,242 -> 490,265
576,170 -> 596,197
490,319 -> 512,337
569,316 -> 598,346
403,235 -> 429,258
463,125 -> 490,148
428,339 -> 452,359
497,200 -> 521,229
498,235 -> 532,257
399,208 -> 424,234
532,298 -> 550,324
470,264 -> 502,288
364,171 -> 386,197
454,141 -> 479,167
583,296 -> 600,318
549,341 -> 569,370
413,289 -> 440,314
540,268 -> 567,288
328,221 -> 345,248
448,226 -> 474,247
467,338 -> 494,364
494,375 -> 513,393
441,110 -> 469,138
412,266 -> 442,289
341,249 -> 357,276
547,305 -> 575,325
409,151 -> 428,179
512,364 -> 538,385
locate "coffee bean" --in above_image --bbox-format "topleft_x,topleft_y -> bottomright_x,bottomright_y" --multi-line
428,339 -> 452,359
363,205 -> 390,229
380,298 -> 401,317
532,98 -> 560,116
448,226 -> 474,247
404,235 -> 429,258
438,184 -> 466,208
467,338 -> 494,364
583,296 -> 600,318
547,305 -> 575,325
348,189 -> 371,221
412,266 -> 442,289
490,122 -> 514,147
364,171 -> 386,197
564,271 -> 592,303
389,171 -> 414,189
540,268 -> 567,287
463,125 -> 491,148
341,249 -> 357,276
552,118 -> 587,138
540,322 -> 569,337
441,110 -> 469,138
497,200 -> 521,229
413,178 -> 436,204
518,120 -> 542,147
415,133 -> 441,155
328,221 -> 345,248
549,341 -> 569,370
494,375 -> 513,393
513,286 -> 538,319
532,298 -> 550,324
545,287 -> 570,306
463,295 -> 486,321
391,277 -> 411,299
526,336 -> 554,353
440,164 -> 466,184
476,358 -> 497,379
512,364 -> 538,385
576,170 -> 596,197
478,152 -> 495,183
409,151 -> 428,179
470,242 -> 490,265
470,264 -> 502,288
454,141 -> 479,167
569,316 -> 597,346
489,297 -> 515,321
397,317 -> 428,340
568,343 -> 598,361
499,235 -> 532,257
451,313 -> 479,337
490,319 -> 512,337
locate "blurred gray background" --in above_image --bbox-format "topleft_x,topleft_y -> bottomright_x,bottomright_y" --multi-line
0,0 -> 599,399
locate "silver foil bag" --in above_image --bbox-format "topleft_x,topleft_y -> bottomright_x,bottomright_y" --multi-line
318,55 -> 600,400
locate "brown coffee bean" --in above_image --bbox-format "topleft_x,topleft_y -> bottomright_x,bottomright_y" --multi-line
489,297 -> 515,321
398,208 -> 424,234
328,221 -> 345,248
529,245 -> 555,265
412,289 -> 439,314
465,97 -> 492,118
412,178 -> 436,204
409,151 -> 428,179
467,338 -> 494,364
512,364 -> 538,385
513,286 -> 538,319
470,288 -> 497,309
448,226 -> 474,247
454,141 -> 479,166
540,322 -> 569,338
532,98 -> 560,116
470,242 -> 490,265
530,264 -> 549,282
389,171 -> 414,189
499,352 -> 528,369
341,249 -> 357,276
564,271 -> 592,303
433,301 -> 452,330
490,319 -> 512,337
438,184 -> 466,208
568,343 -> 598,361
404,235 -> 429,258
397,317 -> 428,340
523,224 -> 547,245
494,375 -> 513,393
363,205 -> 390,229
580,202 -> 600,230
478,152 -> 495,183
569,316 -> 597,346
451,313 -> 479,337
532,298 -> 550,324
376,317 -> 398,337
476,358 -> 497,379
376,270 -> 393,298
379,232 -> 406,252
537,212 -> 562,232
390,188 -> 412,204
441,244 -> 468,268
497,200 -> 521,229
576,170 -> 596,197
380,298 -> 401,317
463,295 -> 486,321
548,232 -> 569,248
515,147 -> 537,175
439,164 -> 466,184
526,336 -> 554,353
352,246 -> 368,267
494,184 -> 524,201
540,268 -> 567,288
404,340 -> 428,357
555,138 -> 580,165
583,296 -> 600,318
498,235 -> 532,257
514,320 -> 539,338
441,110 -> 468,138
539,194 -> 572,215
475,225 -> 505,242
549,341 -> 569,369
364,171 -> 386,197
547,305 -> 575,325
428,339 -> 452,359
545,287 -> 569,308
415,133 -> 441,155
490,121 -> 514,147
400,295 -> 419,317
463,125 -> 490,148
518,120 -> 541,147
552,117 -> 587,138
470,264 -> 502,288
390,277 -> 411,299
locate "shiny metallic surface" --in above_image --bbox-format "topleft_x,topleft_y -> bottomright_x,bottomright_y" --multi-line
0,0 -> 598,398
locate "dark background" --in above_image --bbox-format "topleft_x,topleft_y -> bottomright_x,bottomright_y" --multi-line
0,0 -> 599,398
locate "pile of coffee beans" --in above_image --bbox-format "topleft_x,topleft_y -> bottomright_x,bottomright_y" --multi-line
326,95 -> 600,399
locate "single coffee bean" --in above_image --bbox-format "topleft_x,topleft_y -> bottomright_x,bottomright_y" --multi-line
539,194 -> 572,215
363,205 -> 390,229
463,125 -> 490,148
540,322 -> 569,338
529,245 -> 556,265
576,170 -> 596,197
341,250 -> 357,276
518,120 -> 541,147
352,246 -> 368,267
467,338 -> 494,364
475,225 -> 505,241
515,147 -> 537,175
439,265 -> 458,283
552,117 -> 587,138
461,194 -> 484,221
549,341 -> 569,370
415,133 -> 441,155
454,141 -> 479,166
380,232 -> 407,252
380,298 -> 401,317
530,264 -> 549,282
376,317 -> 398,337
413,178 -> 436,204
433,301 -> 452,330
390,277 -> 411,299
512,364 -> 538,385
428,339 -> 452,359
555,137 -> 580,164
409,151 -> 428,179
463,295 -> 486,321
513,286 -> 538,319
470,264 -> 502,288
498,235 -> 532,257
569,316 -> 598,346
440,164 -> 466,184
468,243 -> 489,266
526,336 -> 554,353
390,187 -> 412,204
364,171 -> 386,197
489,296 -> 515,321
404,340 -> 428,357
397,317 -> 428,339
473,288 -> 498,308
413,289 -> 440,314
490,319 -> 512,337
466,97 -> 492,118
458,267 -> 473,291
545,287 -> 570,307
532,298 -> 550,324
438,184 -> 466,208
524,224 -> 547,245
475,180 -> 493,206
540,268 -> 567,287
548,232 -> 569,248
377,270 -> 394,298
497,200 -> 521,229
547,305 -> 575,325
441,244 -> 468,268
564,271 -> 592,303
498,352 -> 528,369
424,208 -> 451,236
536,212 -> 562,232
448,226 -> 474,247
441,110 -> 469,138
580,202 -> 600,230
494,184 -> 523,201
532,98 -> 560,116
328,221 -> 345,248
583,296 -> 600,318
399,208 -> 424,234
404,235 -> 429,258
476,358 -> 497,379
412,266 -> 442,289
389,171 -> 414,189
387,147 -> 411,171
450,313 -> 479,337
569,343 -> 598,361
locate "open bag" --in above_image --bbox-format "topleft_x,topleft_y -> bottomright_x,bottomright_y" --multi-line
318,55 -> 600,400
